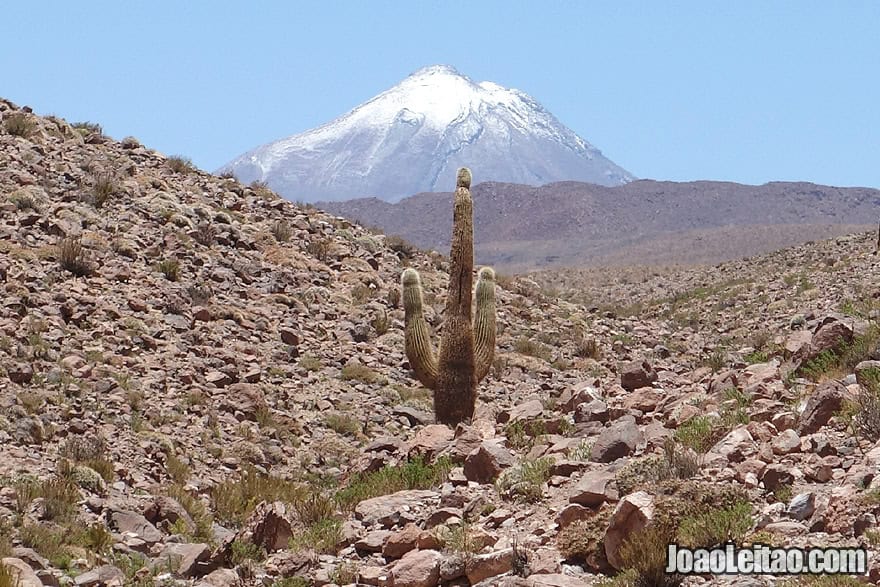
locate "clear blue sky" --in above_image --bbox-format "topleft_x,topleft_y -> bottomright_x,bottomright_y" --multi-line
3,1 -> 878,188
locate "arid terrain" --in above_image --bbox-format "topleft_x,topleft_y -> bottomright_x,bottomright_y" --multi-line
318,181 -> 879,272
2,99 -> 880,587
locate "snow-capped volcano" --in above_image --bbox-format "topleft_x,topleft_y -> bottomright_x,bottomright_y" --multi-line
220,65 -> 635,202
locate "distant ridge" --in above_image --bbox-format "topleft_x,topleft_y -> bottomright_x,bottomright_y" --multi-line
318,179 -> 880,271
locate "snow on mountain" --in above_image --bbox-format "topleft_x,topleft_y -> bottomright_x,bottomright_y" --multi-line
219,65 -> 635,202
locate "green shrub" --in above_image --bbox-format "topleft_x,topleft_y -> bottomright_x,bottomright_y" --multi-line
71,121 -> 103,135
289,518 -> 341,555
386,235 -> 417,259
674,416 -> 717,453
324,412 -> 361,437
496,457 -> 553,502
618,523 -> 683,587
340,363 -> 384,384
157,258 -> 181,281
676,500 -> 753,548
230,540 -> 266,565
211,466 -> 310,527
514,337 -> 553,362
334,456 -> 452,510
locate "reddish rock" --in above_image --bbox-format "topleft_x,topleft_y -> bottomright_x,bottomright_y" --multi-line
355,529 -> 391,553
354,490 -> 439,527
383,523 -> 421,558
391,548 -> 442,587
237,501 -> 294,552
555,503 -> 594,528
1,558 -> 43,587
408,424 -> 454,460
464,441 -> 516,483
8,362 -> 34,384
622,387 -> 663,413
604,491 -> 655,570
798,381 -> 847,434
806,320 -> 853,359
502,399 -> 545,425
762,464 -> 796,492
568,470 -> 618,507
155,543 -> 210,577
771,429 -> 801,455
620,360 -> 657,392
707,427 -> 754,463
466,548 -> 514,584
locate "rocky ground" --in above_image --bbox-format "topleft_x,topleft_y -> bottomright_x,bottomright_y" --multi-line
1,99 -> 880,587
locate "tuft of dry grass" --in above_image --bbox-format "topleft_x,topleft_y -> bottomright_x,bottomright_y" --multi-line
157,258 -> 181,281
58,237 -> 92,277
166,155 -> 195,174
271,220 -> 292,242
91,174 -> 118,208
306,238 -> 331,262
4,112 -> 36,137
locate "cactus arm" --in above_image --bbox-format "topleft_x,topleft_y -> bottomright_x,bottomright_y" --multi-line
473,267 -> 497,382
402,268 -> 438,389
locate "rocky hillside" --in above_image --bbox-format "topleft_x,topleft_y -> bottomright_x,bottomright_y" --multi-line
318,180 -> 879,272
2,99 -> 880,587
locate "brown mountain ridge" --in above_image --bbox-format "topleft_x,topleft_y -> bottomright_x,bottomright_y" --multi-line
318,179 -> 879,272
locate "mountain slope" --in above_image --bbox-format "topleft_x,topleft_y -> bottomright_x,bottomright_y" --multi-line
220,65 -> 634,202
318,179 -> 880,271
4,98 -> 880,584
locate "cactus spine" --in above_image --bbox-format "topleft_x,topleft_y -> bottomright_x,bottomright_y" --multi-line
401,167 -> 496,425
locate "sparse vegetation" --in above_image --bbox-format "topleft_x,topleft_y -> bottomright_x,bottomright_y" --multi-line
157,258 -> 181,281
90,173 -> 118,207
306,237 -> 332,262
340,362 -> 384,384
496,457 -> 553,502
4,112 -> 36,137
211,466 -> 311,527
334,456 -> 453,510
72,121 -> 102,135
58,237 -> 92,276
386,234 -> 417,258
299,354 -> 323,372
324,411 -> 361,437
574,333 -> 602,359
371,308 -> 390,335
799,324 -> 880,382
673,416 -> 717,453
513,336 -> 553,362
853,366 -> 880,441
9,188 -> 38,210
166,155 -> 195,173
616,438 -> 701,494
271,219 -> 293,242
193,221 -> 216,246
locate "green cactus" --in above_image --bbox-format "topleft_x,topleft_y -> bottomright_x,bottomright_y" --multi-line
401,167 -> 496,425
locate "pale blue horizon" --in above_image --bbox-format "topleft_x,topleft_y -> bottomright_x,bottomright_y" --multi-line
2,1 -> 878,188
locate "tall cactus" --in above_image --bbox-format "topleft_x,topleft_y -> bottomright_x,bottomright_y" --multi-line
401,167 -> 496,425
